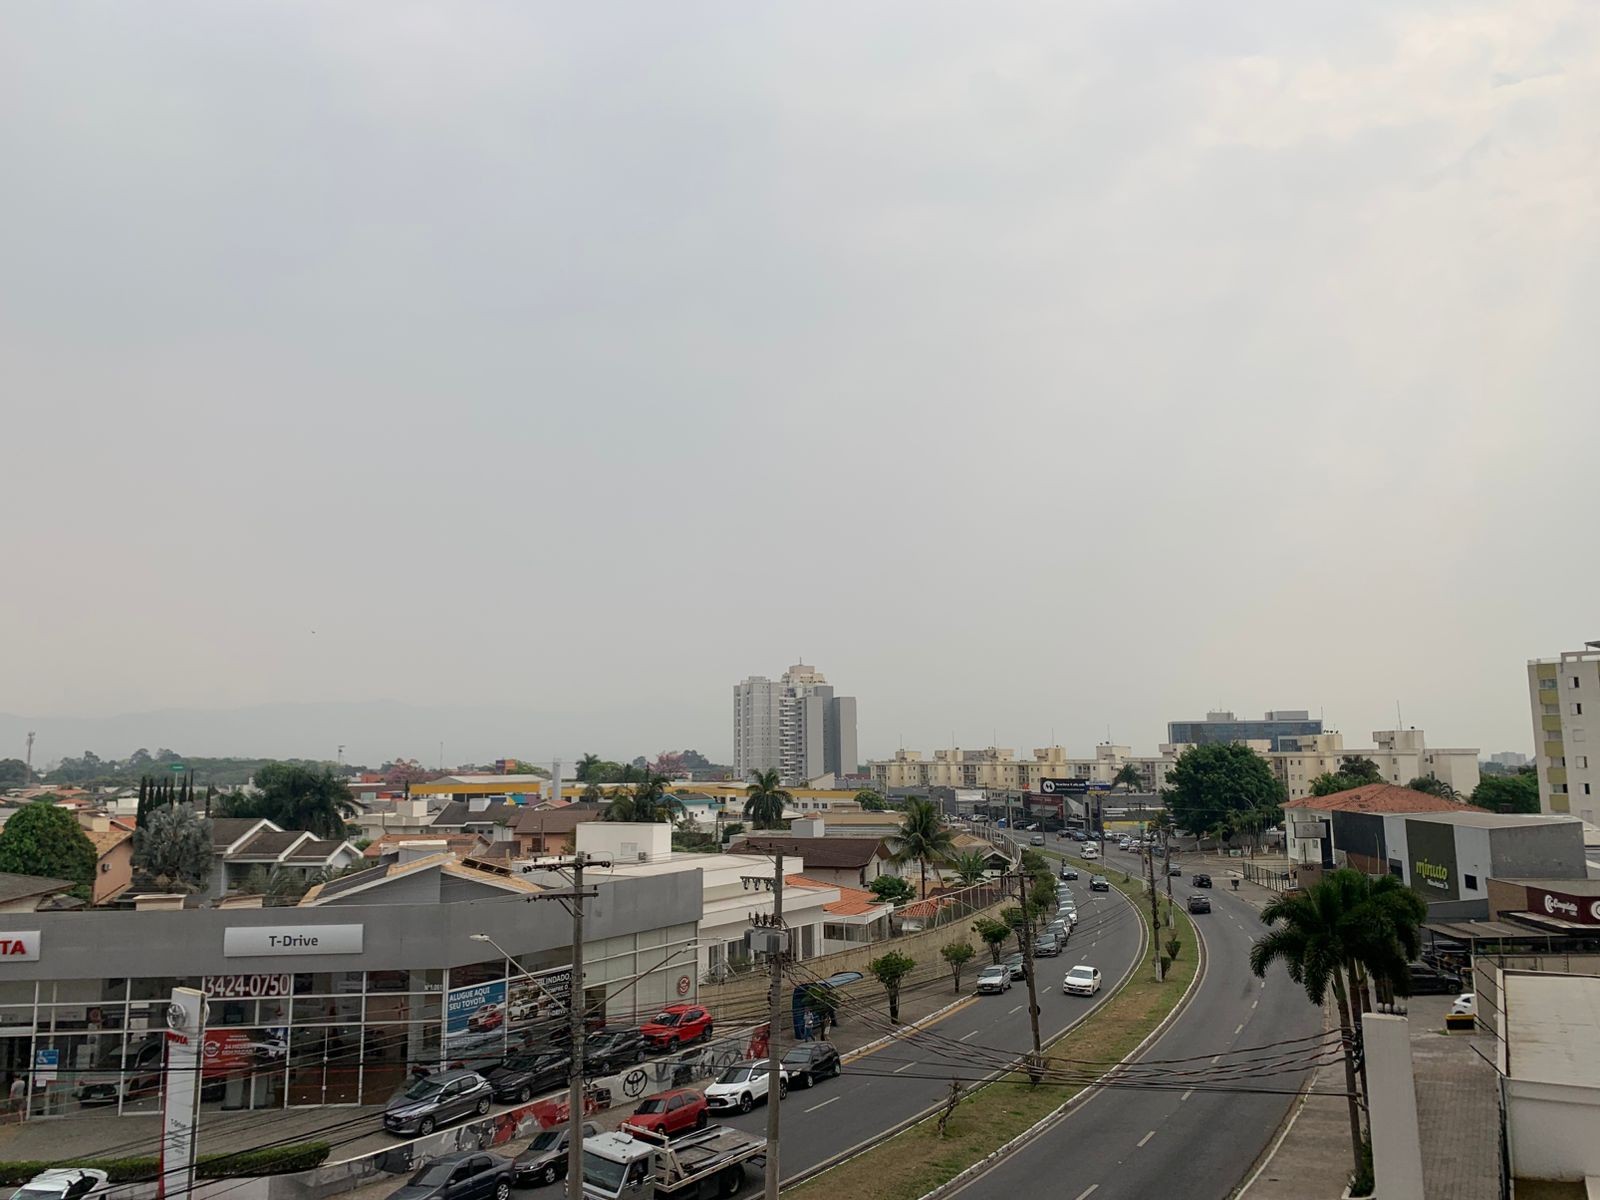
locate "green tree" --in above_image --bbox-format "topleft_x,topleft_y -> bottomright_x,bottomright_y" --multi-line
1339,757 -> 1384,785
972,917 -> 1011,964
575,753 -> 603,783
133,802 -> 213,892
223,764 -> 356,839
869,875 -> 916,905
941,941 -> 976,993
1112,764 -> 1143,792
1250,869 -> 1394,1182
0,759 -> 29,788
603,773 -> 683,823
1162,743 -> 1285,846
1000,904 -> 1028,950
948,851 -> 991,887
887,799 -> 957,899
854,789 -> 888,812
743,769 -> 792,830
0,802 -> 96,900
1472,769 -> 1540,814
868,950 -> 917,1022
1405,776 -> 1460,802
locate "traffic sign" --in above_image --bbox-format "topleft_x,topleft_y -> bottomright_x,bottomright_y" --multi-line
1039,778 -> 1088,795
171,763 -> 187,773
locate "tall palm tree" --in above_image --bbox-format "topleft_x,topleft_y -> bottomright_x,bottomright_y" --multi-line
887,799 -> 957,899
743,769 -> 791,830
1250,870 -> 1375,1178
575,753 -> 602,783
1112,764 -> 1142,792
949,850 -> 990,887
603,773 -> 683,823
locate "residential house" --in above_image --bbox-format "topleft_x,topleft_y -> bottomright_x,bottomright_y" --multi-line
786,875 -> 894,951
511,804 -> 605,857
729,833 -> 891,890
208,818 -> 363,899
76,812 -> 134,905
0,873 -> 77,912
362,832 -> 489,863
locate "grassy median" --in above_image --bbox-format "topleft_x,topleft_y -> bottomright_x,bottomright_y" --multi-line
787,862 -> 1199,1200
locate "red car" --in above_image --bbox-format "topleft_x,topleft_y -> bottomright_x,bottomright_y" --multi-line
640,1005 -> 714,1051
622,1088 -> 708,1137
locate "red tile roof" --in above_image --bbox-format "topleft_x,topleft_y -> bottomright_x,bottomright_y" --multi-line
785,874 -> 889,918
1284,784 -> 1486,815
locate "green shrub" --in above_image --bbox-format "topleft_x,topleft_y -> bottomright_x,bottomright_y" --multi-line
0,1142 -> 331,1186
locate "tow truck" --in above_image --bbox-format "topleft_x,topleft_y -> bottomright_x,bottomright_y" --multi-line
581,1125 -> 766,1200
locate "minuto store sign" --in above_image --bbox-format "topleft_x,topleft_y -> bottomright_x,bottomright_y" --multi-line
1527,886 -> 1600,926
1404,820 -> 1460,902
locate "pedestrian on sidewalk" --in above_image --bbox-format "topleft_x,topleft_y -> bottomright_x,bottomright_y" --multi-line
8,1073 -> 27,1122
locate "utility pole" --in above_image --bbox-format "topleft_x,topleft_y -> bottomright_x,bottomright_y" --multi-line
565,853 -> 589,1200
764,852 -> 785,1200
1146,837 -> 1163,981
1014,869 -> 1043,1077
24,733 -> 34,783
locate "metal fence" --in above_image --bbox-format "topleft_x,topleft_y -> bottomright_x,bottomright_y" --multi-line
1241,861 -> 1297,892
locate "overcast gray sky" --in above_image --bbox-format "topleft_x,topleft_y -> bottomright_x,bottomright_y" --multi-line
4,1 -> 1597,768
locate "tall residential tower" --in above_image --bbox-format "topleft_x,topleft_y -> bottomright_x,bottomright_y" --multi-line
733,663 -> 858,785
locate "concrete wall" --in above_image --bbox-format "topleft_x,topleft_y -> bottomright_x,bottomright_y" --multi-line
1506,1076 -> 1600,1182
1491,820 -> 1588,880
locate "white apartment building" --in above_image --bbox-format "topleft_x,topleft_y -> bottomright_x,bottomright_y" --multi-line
1272,729 -> 1481,803
868,743 -> 1180,794
1528,643 -> 1600,822
733,663 -> 858,786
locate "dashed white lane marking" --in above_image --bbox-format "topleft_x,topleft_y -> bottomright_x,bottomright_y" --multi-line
1181,1089 -> 1193,1101
805,1096 -> 838,1113
959,1030 -> 979,1042
1211,1055 -> 1222,1064
1234,1024 -> 1245,1035
1252,1000 -> 1259,1010
1137,1130 -> 1156,1147
1072,1187 -> 1099,1200
892,1060 -> 917,1074
1009,1004 -> 1023,1014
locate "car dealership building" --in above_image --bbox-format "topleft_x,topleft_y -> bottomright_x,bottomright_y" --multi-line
0,849 -> 700,1120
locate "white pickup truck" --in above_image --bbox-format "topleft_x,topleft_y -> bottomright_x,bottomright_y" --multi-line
582,1126 -> 767,1200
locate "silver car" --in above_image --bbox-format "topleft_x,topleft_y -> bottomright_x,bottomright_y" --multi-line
383,1069 -> 494,1137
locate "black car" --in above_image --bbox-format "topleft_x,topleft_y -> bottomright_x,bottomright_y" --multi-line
1187,894 -> 1211,914
482,1050 -> 570,1104
1089,875 -> 1111,892
583,1027 -> 647,1075
1191,873 -> 1212,888
1403,963 -> 1462,995
388,1152 -> 513,1200
1059,866 -> 1079,880
781,1041 -> 841,1088
511,1122 -> 600,1188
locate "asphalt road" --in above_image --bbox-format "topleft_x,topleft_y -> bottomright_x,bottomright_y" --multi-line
714,865 -> 1149,1185
950,845 -> 1323,1200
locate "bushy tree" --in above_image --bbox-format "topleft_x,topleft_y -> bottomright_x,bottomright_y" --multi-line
972,917 -> 1011,963
1162,743 -> 1285,845
133,802 -> 213,892
854,789 -> 888,812
1472,769 -> 1540,814
869,875 -> 916,905
941,941 -> 976,993
868,950 -> 917,1022
0,802 -> 96,899
0,759 -> 29,788
221,764 -> 355,839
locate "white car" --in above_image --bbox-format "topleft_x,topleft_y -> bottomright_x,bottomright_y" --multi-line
11,1170 -> 110,1200
704,1059 -> 787,1114
1451,993 -> 1476,1016
976,965 -> 1012,994
1063,966 -> 1103,996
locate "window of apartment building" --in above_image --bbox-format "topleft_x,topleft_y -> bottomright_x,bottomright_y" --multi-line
1540,678 -> 1557,690
1586,783 -> 1593,796
1464,874 -> 1479,891
1574,703 -> 1585,716
1573,677 -> 1583,688
1553,784 -> 1569,794
1552,757 -> 1566,768
1544,704 -> 1561,715
1577,756 -> 1589,770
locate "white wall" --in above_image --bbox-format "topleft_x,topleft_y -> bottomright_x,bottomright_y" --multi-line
1506,1077 -> 1600,1182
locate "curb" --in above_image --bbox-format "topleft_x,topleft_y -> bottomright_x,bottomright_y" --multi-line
782,876 -> 1149,1192
1233,998 -> 1336,1199
919,879 -> 1208,1200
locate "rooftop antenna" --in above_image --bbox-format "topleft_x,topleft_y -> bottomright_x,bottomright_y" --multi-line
24,732 -> 35,783
1396,700 -> 1403,729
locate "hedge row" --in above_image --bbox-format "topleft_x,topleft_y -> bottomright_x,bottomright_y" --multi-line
0,1141 -> 331,1185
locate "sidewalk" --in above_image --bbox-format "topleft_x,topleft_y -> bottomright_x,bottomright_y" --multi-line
0,973 -> 967,1172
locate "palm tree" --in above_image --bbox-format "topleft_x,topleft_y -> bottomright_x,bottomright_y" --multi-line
576,753 -> 602,783
1112,764 -> 1142,792
949,850 -> 990,887
743,769 -> 791,830
887,799 -> 957,899
603,773 -> 683,823
1250,870 -> 1377,1179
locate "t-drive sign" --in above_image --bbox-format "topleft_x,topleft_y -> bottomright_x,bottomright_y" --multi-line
1528,886 -> 1600,925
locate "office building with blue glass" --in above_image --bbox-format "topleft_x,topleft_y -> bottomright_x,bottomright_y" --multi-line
1167,710 -> 1323,752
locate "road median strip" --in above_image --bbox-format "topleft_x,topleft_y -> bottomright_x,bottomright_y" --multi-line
784,858 -> 1202,1200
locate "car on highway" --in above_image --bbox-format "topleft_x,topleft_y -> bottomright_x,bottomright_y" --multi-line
583,1027 -> 649,1074
1058,907 -> 1078,928
976,965 -> 1012,994
621,1087 -> 709,1136
1191,873 -> 1212,888
9,1169 -> 110,1200
1451,993 -> 1477,1016
1187,894 -> 1211,914
1046,919 -> 1070,939
1081,845 -> 1100,860
388,1152 -> 514,1200
1059,866 -> 1079,880
1035,933 -> 1063,957
1089,875 -> 1110,892
1063,965 -> 1103,997
1003,952 -> 1028,980
482,1049 -> 570,1104
1168,863 -> 1182,876
383,1069 -> 494,1137
782,1041 -> 842,1088
640,1005 -> 714,1052
1030,833 -> 1045,845
704,1060 -> 787,1114
511,1122 -> 601,1188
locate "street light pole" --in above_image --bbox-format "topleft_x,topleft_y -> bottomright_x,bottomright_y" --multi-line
566,853 -> 586,1200
764,853 -> 785,1200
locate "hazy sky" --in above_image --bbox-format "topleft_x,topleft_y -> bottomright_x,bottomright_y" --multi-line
5,1 -> 1598,768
